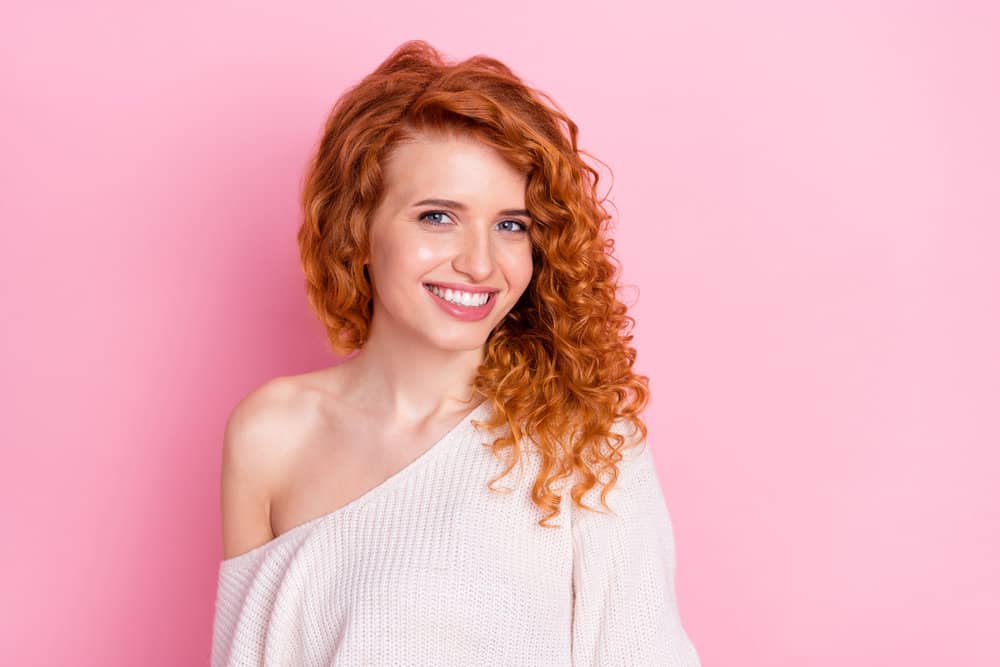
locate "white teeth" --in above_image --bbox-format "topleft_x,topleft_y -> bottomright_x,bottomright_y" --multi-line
426,284 -> 490,307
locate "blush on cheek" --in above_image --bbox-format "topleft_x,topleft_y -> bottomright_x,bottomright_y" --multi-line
414,245 -> 441,262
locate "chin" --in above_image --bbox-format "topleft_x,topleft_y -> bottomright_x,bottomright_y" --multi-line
423,330 -> 491,352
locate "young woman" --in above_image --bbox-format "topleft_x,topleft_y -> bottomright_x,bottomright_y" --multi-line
212,40 -> 701,666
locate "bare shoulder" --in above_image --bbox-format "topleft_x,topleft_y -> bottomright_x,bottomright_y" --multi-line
219,372 -> 326,560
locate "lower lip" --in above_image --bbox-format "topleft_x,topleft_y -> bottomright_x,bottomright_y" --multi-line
424,284 -> 497,321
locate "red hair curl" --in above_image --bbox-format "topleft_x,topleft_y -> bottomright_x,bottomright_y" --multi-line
298,40 -> 651,527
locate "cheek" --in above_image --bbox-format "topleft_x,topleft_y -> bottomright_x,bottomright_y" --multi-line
413,243 -> 445,264
501,245 -> 535,289
376,234 -> 443,269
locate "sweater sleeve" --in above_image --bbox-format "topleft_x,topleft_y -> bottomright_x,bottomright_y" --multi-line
570,427 -> 701,666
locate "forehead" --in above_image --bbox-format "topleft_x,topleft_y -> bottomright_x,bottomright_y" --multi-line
380,131 -> 527,208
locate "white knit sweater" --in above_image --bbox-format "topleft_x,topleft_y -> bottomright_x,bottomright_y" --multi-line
211,400 -> 701,666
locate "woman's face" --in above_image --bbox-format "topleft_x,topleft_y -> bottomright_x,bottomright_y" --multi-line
365,130 -> 534,354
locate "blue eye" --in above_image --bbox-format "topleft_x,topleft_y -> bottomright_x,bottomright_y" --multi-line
498,220 -> 529,233
419,211 -> 529,233
420,211 -> 452,225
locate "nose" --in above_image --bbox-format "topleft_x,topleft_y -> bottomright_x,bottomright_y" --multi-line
451,223 -> 495,281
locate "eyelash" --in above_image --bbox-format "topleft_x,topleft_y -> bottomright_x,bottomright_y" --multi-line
419,210 -> 530,233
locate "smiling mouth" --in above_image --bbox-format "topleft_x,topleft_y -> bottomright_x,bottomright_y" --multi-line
423,283 -> 497,307
422,282 -> 498,294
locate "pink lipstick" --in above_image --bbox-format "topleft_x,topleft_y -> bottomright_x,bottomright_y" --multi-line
423,283 -> 498,321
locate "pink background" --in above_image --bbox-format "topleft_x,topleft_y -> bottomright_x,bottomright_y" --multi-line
3,1 -> 998,665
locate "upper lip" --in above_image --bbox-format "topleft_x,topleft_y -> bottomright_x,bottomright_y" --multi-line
423,281 -> 500,294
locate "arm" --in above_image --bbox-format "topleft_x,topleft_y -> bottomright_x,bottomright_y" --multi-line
570,426 -> 701,666
220,379 -> 294,561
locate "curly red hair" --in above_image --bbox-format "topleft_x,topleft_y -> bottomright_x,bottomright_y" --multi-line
297,40 -> 651,527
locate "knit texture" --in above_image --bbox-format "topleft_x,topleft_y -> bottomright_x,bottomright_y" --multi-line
211,400 -> 701,666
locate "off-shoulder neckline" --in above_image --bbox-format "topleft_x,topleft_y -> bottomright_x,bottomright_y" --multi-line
218,399 -> 492,571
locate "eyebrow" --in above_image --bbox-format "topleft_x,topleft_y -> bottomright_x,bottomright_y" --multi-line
411,198 -> 531,218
